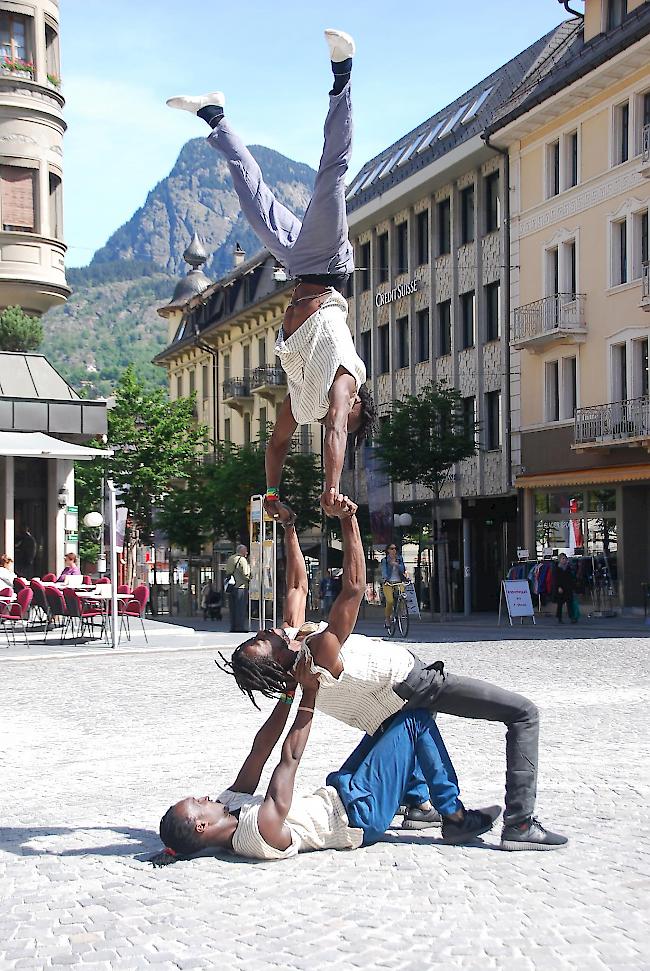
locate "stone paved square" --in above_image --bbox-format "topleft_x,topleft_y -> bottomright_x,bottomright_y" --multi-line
1,628 -> 649,970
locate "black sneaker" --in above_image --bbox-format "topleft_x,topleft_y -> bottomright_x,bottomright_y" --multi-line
402,806 -> 442,830
441,805 -> 501,845
501,816 -> 568,851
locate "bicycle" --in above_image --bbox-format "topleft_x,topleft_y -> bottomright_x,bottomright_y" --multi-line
384,582 -> 410,638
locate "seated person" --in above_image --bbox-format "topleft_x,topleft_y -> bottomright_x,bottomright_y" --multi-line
0,554 -> 16,585
56,552 -> 81,582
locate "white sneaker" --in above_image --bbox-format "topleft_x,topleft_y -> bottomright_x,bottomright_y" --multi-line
324,29 -> 355,63
166,91 -> 225,115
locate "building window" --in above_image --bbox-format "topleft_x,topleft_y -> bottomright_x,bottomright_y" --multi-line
437,198 -> 451,255
258,337 -> 266,367
360,241 -> 370,291
545,360 -> 560,422
379,323 -> 390,374
633,208 -> 649,278
485,281 -> 500,341
460,185 -> 475,244
636,91 -> 650,155
378,232 -> 389,283
396,221 -> 408,275
484,171 -> 500,233
243,345 -> 251,379
563,356 -> 577,418
460,291 -> 475,349
462,396 -> 476,442
0,12 -> 31,64
176,374 -> 183,399
614,101 -> 630,165
45,21 -> 60,78
0,165 -> 36,233
566,239 -> 577,295
547,140 -> 560,197
48,172 -> 62,239
223,353 -> 230,384
547,246 -> 560,296
565,131 -> 579,188
224,417 -> 231,442
612,218 -> 628,285
244,414 -> 251,445
416,308 -> 430,362
612,343 -> 628,401
202,364 -> 209,400
189,369 -> 196,396
485,390 -> 501,450
607,0 -> 627,30
361,330 -> 372,378
633,338 -> 649,397
416,210 -> 429,265
397,316 -> 409,369
438,299 -> 452,355
258,406 -> 267,442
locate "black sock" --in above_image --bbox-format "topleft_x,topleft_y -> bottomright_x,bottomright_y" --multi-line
330,57 -> 352,96
197,105 -> 224,129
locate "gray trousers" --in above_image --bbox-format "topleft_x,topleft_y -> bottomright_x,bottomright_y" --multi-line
394,657 -> 539,826
228,587 -> 249,633
208,85 -> 354,278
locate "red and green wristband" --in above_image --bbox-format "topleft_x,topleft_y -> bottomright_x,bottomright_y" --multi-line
265,486 -> 280,502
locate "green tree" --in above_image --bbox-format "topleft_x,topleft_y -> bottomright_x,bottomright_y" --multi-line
376,384 -> 477,619
0,305 -> 43,352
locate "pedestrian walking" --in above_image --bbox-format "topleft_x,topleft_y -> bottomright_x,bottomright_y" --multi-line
225,545 -> 250,633
553,553 -> 577,624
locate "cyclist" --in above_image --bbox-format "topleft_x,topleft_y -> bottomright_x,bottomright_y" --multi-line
380,543 -> 410,632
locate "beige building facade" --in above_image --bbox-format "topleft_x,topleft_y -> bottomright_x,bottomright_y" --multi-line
488,0 -> 650,608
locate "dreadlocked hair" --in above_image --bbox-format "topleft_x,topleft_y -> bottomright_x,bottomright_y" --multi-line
215,644 -> 290,710
151,804 -> 204,866
351,383 -> 377,447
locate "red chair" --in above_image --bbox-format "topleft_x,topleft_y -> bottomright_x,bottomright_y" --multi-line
96,577 -> 111,585
117,584 -> 132,595
118,584 -> 149,643
1,588 -> 33,647
82,575 -> 92,585
13,577 -> 28,594
63,589 -> 105,641
0,586 -> 13,598
42,573 -> 57,582
44,586 -> 67,641
30,578 -> 50,626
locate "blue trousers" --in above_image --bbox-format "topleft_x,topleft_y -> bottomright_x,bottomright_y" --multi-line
207,85 -> 354,278
327,710 -> 461,846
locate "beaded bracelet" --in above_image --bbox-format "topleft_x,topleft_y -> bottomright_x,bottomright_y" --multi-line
279,692 -> 295,705
265,487 -> 280,500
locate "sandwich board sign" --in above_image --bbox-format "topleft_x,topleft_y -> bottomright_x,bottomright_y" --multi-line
498,579 -> 535,626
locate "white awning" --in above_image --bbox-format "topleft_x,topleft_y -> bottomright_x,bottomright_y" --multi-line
0,431 -> 112,460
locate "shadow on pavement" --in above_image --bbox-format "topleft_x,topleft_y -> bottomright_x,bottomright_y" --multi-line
0,825 -> 159,857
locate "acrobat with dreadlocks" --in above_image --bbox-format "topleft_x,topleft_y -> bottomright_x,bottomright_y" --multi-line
167,29 -> 376,520
154,495 -> 500,864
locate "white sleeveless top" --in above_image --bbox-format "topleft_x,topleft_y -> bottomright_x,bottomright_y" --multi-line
275,291 -> 366,425
218,786 -> 363,861
299,628 -> 414,736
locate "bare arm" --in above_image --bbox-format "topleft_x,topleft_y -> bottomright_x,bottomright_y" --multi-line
322,369 -> 357,507
283,523 -> 308,629
265,395 -> 297,515
308,514 -> 365,674
257,677 -> 319,851
227,697 -> 294,795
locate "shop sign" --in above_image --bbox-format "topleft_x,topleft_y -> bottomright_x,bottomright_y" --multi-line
375,278 -> 419,308
498,579 -> 535,627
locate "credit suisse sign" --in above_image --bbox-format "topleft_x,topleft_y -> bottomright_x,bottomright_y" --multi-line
375,278 -> 419,308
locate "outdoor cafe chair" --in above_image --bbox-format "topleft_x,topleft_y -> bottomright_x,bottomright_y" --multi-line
42,573 -> 57,583
117,584 -> 132,595
63,588 -> 105,641
96,577 -> 111,585
118,584 -> 149,643
29,578 -> 51,626
13,577 -> 28,594
44,586 -> 68,641
0,587 -> 33,647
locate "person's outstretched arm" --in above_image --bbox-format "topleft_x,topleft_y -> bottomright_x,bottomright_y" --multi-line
265,395 -> 297,517
257,662 -> 319,850
283,523 -> 308,629
321,369 -> 357,511
227,693 -> 296,795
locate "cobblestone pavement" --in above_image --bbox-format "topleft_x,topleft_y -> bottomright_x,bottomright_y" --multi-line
1,633 -> 649,971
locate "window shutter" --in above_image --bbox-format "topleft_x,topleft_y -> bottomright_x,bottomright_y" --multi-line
1,166 -> 35,231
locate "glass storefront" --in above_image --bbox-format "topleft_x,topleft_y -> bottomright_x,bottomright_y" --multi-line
534,488 -> 618,558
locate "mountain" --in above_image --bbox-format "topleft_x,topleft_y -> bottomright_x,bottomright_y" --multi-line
91,138 -> 316,279
41,141 -> 316,397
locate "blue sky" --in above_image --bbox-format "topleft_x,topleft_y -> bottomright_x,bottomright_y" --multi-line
61,0 -> 572,267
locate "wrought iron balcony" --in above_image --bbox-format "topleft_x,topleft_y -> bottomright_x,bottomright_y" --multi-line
250,365 -> 287,399
512,293 -> 587,350
222,376 -> 252,410
641,124 -> 650,178
574,396 -> 650,450
642,262 -> 650,312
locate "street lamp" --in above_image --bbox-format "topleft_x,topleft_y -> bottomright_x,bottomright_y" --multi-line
83,511 -> 105,573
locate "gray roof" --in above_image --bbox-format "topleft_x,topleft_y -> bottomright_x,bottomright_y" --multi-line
346,22 -> 572,212
0,353 -> 79,400
486,5 -> 650,135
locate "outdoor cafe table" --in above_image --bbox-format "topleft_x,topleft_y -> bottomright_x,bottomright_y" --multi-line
79,590 -> 132,643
